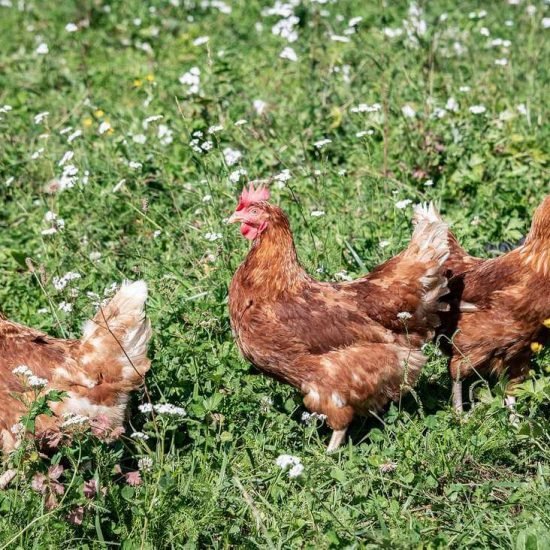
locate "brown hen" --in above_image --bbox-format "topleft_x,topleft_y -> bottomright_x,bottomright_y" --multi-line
228,185 -> 450,451
0,281 -> 151,452
415,197 -> 550,412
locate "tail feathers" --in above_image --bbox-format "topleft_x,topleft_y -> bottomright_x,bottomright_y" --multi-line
81,281 -> 152,386
406,203 -> 450,328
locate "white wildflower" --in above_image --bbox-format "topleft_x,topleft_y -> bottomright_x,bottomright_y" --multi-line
229,168 -> 248,183
271,16 -> 299,43
179,67 -> 201,95
133,134 -> 147,144
61,414 -> 89,427
310,210 -> 325,217
193,35 -> 209,46
459,86 -> 471,93
35,42 -> 49,55
543,18 -> 550,29
10,423 -> 24,435
208,124 -> 223,134
143,114 -> 163,127
67,129 -> 82,142
350,103 -> 381,113
58,150 -> 74,166
253,99 -> 267,115
424,179 -> 434,187
98,121 -> 112,134
494,58 -> 508,66
65,22 -> 78,32
273,169 -> 291,188
138,403 -> 154,413
280,46 -> 298,61
113,179 -> 126,192
58,301 -> 73,313
314,138 -> 331,149
153,403 -> 187,417
397,311 -> 413,321
446,97 -> 459,112
349,16 -> 362,27
395,199 -> 412,209
223,147 -> 242,166
138,457 -> 153,471
202,194 -> 212,202
204,232 -> 222,242
31,148 -> 45,160
128,161 -> 142,169
28,375 -> 48,388
235,119 -> 247,126
516,103 -> 527,116
301,411 -> 327,424
12,365 -> 32,377
34,111 -> 49,124
330,34 -> 350,43
479,27 -> 490,37
401,105 -> 416,118
52,271 -> 81,291
157,124 -> 173,145
469,105 -> 486,114
275,454 -> 303,477
200,140 -> 213,151
130,431 -> 150,440
89,251 -> 101,261
384,27 -> 403,38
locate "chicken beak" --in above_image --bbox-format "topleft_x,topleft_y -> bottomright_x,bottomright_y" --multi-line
228,212 -> 242,224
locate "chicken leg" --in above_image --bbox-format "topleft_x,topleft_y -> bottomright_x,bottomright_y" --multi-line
327,429 -> 347,453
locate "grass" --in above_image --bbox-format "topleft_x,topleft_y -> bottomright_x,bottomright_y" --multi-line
0,0 -> 549,547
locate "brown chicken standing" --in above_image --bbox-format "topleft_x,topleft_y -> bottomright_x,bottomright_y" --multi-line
415,196 -> 550,412
0,280 -> 151,452
228,184 -> 450,451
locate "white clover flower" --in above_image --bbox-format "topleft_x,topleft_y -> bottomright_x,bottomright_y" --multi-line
200,140 -> 213,151
202,194 -> 212,202
34,111 -> 49,124
479,27 -> 490,37
310,210 -> 325,217
469,105 -> 486,114
494,58 -> 508,66
401,105 -> 416,118
179,67 -> 201,95
193,35 -> 209,46
424,179 -> 434,187
397,311 -> 413,321
208,124 -> 223,134
459,85 -> 471,93
0,104 -> 12,116
272,16 -> 299,43
41,227 -> 58,236
350,103 -> 381,113
229,168 -> 248,183
138,403 -> 154,413
288,463 -> 304,478
275,454 -> 304,477
314,138 -> 332,149
58,301 -> 73,313
89,251 -> 101,261
35,42 -> 49,55
130,431 -> 150,440
138,457 -> 153,471
526,5 -> 536,16
349,16 -> 362,27
65,22 -> 78,32
280,46 -> 298,61
253,99 -> 267,115
128,161 -> 143,170
395,199 -> 412,209
223,147 -> 242,166
543,18 -> 550,29
133,134 -> 147,144
28,375 -> 48,388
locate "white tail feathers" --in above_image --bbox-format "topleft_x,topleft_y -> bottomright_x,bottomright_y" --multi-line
81,280 -> 152,384
407,204 -> 450,328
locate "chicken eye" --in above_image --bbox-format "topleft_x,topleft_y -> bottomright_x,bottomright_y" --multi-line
250,208 -> 258,215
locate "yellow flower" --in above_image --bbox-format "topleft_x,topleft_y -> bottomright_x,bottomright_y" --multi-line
94,109 -> 104,118
83,117 -> 93,128
543,318 -> 550,328
133,78 -> 143,88
531,342 -> 543,354
145,74 -> 155,82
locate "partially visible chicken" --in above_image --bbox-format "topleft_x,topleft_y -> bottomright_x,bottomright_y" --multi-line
0,281 -> 151,452
228,184 -> 450,451
415,197 -> 550,412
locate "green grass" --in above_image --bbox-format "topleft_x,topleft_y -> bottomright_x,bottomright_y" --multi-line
0,0 -> 549,547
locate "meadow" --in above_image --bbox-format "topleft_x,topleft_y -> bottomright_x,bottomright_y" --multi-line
0,0 -> 549,547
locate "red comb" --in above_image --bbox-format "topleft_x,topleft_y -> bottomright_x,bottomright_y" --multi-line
236,182 -> 270,211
